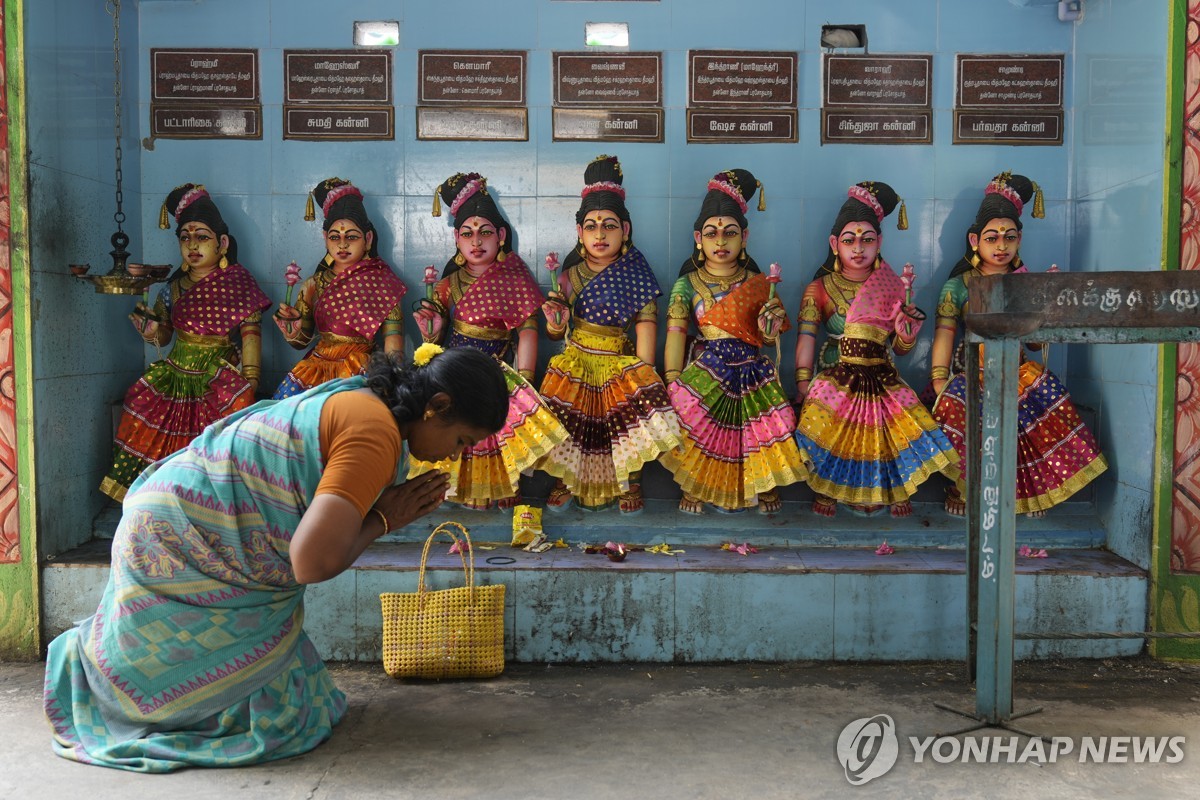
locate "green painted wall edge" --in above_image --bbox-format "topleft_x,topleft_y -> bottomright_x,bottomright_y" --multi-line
0,0 -> 40,661
1152,0 -> 1200,660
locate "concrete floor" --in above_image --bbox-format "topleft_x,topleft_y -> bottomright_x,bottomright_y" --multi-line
3,657 -> 1199,799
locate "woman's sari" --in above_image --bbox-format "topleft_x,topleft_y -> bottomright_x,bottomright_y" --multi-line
48,377 -> 383,771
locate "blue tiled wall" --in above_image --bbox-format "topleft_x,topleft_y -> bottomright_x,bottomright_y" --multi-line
28,1 -> 1169,555
26,0 -> 143,554
1067,0 -> 1170,569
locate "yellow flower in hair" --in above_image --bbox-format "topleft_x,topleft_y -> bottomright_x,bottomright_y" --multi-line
413,342 -> 444,367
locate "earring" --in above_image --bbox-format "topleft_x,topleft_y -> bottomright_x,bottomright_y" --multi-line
738,249 -> 748,265
219,253 -> 229,269
423,408 -> 435,421
621,242 -> 629,255
454,252 -> 466,266
497,249 -> 507,263
873,254 -> 881,270
695,242 -> 704,263
577,239 -> 586,258
180,260 -> 189,274
833,256 -> 842,273
969,246 -> 980,268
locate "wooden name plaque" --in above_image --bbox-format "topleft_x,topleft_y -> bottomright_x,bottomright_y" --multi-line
967,271 -> 1200,341
285,50 -> 392,105
152,48 -> 259,102
419,50 -> 526,106
553,52 -> 662,107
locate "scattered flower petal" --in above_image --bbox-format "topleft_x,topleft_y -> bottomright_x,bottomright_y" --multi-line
875,541 -> 895,556
448,539 -> 470,554
722,542 -> 758,555
647,542 -> 684,555
1019,545 -> 1049,558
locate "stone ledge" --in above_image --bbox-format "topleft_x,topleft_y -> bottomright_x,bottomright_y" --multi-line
47,537 -> 1143,578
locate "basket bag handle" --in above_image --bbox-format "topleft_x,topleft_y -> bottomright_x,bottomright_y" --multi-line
416,521 -> 475,609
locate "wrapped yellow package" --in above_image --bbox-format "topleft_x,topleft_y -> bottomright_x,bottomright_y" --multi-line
511,505 -> 543,547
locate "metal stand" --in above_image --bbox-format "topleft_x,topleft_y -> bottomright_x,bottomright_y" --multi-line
946,270 -> 1200,731
932,701 -> 1044,739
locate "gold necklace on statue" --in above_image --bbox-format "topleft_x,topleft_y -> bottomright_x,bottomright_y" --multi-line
826,271 -> 864,313
698,264 -> 745,293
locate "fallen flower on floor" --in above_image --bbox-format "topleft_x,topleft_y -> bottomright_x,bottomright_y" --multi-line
875,541 -> 895,556
647,542 -> 685,555
1019,545 -> 1049,558
722,542 -> 759,555
448,539 -> 471,555
553,538 -> 569,548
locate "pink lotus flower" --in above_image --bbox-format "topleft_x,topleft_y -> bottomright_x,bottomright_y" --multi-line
875,541 -> 895,556
284,261 -> 303,306
423,265 -> 438,285
545,252 -> 560,272
1047,263 -> 1060,273
1019,545 -> 1048,558
767,262 -> 782,283
722,542 -> 759,555
900,263 -> 916,305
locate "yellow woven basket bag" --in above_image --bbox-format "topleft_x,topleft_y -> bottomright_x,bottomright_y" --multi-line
380,521 -> 506,679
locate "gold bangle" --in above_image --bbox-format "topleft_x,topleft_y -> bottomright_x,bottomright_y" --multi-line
664,369 -> 681,381
370,506 -> 390,534
518,368 -> 534,382
931,366 -> 950,380
795,368 -> 813,382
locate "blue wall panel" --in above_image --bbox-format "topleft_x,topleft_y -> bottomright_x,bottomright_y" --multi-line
26,2 -> 1170,565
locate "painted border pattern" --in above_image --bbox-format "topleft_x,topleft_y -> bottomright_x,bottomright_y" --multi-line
1173,3 -> 1200,576
0,7 -> 16,565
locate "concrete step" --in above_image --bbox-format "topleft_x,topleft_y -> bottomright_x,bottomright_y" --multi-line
93,497 -> 1107,548
44,503 -> 1145,665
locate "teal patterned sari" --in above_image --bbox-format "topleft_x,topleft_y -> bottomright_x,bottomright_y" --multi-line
44,376 -> 382,772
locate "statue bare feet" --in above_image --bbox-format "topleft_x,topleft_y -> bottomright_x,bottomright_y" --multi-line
944,486 -> 965,517
618,484 -> 644,514
812,495 -> 837,517
546,481 -> 572,509
757,489 -> 782,514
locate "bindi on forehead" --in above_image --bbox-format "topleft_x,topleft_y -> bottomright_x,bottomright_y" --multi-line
704,217 -> 741,231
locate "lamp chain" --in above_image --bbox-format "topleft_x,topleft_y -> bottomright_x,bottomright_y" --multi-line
107,0 -> 125,232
